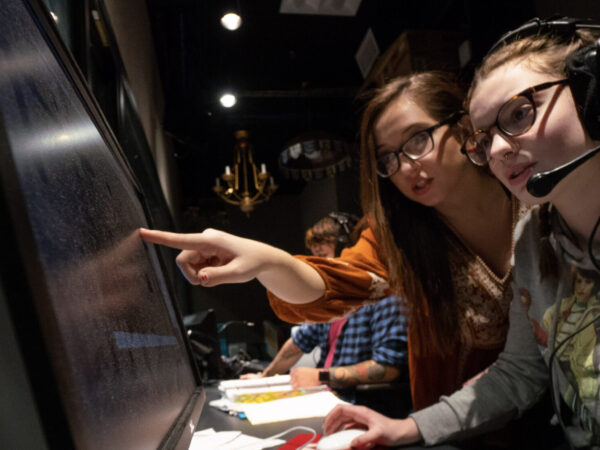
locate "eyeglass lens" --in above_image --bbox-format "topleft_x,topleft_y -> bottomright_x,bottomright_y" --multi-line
498,96 -> 535,135
464,80 -> 569,167
404,131 -> 432,158
376,131 -> 432,177
464,95 -> 536,166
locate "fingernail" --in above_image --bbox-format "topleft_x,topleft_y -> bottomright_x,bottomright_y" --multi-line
200,272 -> 208,282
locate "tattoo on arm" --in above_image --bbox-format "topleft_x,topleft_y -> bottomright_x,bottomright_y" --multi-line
328,360 -> 401,389
261,338 -> 304,377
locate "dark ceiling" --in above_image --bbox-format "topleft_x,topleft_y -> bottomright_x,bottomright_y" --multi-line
146,0 -> 538,204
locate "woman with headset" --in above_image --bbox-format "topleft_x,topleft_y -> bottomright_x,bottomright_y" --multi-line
141,70 -> 536,448
321,19 -> 600,449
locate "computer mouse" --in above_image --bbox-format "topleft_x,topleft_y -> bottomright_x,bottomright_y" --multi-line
316,428 -> 367,450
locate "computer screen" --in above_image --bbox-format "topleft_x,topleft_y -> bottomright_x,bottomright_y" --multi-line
0,1 -> 204,449
184,309 -> 225,381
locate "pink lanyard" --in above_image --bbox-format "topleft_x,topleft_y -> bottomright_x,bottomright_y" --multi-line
323,317 -> 348,368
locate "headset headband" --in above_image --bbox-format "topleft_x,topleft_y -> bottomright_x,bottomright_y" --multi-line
484,16 -> 600,140
328,212 -> 358,237
487,17 -> 600,57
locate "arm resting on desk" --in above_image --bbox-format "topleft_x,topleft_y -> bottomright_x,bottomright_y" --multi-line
258,337 -> 304,378
290,360 -> 401,390
329,360 -> 400,389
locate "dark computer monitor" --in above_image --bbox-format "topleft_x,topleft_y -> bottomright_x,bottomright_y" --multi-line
0,0 -> 204,449
184,309 -> 224,381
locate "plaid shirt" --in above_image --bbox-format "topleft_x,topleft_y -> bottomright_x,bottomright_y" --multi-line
292,296 -> 407,369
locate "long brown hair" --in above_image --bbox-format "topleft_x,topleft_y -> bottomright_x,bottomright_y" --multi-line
469,29 -> 600,280
359,71 -> 468,356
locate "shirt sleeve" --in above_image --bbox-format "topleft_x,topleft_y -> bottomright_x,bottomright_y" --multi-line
369,296 -> 408,367
410,280 -> 549,445
292,324 -> 323,354
267,228 -> 393,324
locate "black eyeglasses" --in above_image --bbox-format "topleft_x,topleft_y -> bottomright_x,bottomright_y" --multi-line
462,79 -> 569,166
376,111 -> 465,178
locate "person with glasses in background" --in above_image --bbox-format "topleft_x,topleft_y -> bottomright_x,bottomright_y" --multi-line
140,71 -> 541,448
322,19 -> 600,450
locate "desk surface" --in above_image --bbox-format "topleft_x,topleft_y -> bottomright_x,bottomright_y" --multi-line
197,384 -> 325,440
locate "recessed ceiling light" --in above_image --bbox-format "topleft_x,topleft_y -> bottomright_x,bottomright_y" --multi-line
220,12 -> 242,31
220,93 -> 237,108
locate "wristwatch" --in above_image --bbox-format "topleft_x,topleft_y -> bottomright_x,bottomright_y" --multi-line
318,369 -> 330,384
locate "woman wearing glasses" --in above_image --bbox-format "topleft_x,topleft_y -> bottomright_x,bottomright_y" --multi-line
141,71 -> 528,432
341,72 -> 526,415
323,22 -> 600,449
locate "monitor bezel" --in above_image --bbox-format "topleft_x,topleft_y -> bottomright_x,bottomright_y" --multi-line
0,0 -> 205,448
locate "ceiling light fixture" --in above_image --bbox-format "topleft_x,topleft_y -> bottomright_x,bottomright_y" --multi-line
219,93 -> 237,108
279,132 -> 352,180
220,12 -> 242,30
213,130 -> 278,215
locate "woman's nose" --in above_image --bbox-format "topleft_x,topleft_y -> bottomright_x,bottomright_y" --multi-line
488,132 -> 518,164
398,154 -> 421,174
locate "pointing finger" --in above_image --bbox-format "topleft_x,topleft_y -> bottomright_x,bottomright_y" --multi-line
139,228 -> 204,250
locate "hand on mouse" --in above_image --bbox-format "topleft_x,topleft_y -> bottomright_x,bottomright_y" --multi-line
322,404 -> 422,447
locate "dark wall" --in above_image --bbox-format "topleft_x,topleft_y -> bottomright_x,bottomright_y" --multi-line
534,0 -> 600,18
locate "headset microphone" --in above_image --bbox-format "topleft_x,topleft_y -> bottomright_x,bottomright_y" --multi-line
526,144 -> 600,197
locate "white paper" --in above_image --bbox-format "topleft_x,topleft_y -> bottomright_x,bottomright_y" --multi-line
218,375 -> 291,391
242,391 -> 347,425
188,429 -> 284,450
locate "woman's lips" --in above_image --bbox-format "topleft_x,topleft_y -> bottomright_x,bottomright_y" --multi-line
412,178 -> 432,195
506,162 -> 536,187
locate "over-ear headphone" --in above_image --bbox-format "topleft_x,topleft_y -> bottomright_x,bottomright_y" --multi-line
487,17 -> 600,139
327,211 -> 359,256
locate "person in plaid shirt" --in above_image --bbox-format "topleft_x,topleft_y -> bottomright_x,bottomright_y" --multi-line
241,214 -> 408,402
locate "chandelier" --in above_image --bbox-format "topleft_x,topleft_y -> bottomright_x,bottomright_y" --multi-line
213,130 -> 278,215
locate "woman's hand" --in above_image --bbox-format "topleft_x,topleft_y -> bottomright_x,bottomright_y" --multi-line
139,228 -> 325,303
322,404 -> 422,448
139,228 -> 270,286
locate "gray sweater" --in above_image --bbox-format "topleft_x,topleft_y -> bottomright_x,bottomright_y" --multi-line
411,206 -> 600,448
